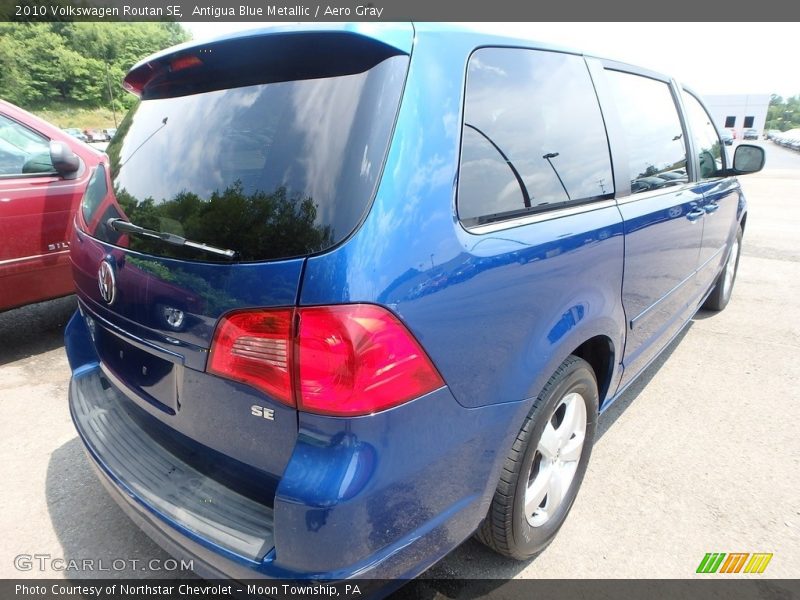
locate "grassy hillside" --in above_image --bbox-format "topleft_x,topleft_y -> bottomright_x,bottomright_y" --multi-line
1,22 -> 188,131
29,103 -> 122,130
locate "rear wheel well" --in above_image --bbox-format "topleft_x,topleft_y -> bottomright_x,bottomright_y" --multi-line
571,336 -> 614,407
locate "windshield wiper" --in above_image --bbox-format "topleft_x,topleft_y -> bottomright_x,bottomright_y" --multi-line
106,218 -> 238,260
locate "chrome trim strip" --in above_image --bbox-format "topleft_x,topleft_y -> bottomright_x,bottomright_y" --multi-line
81,299 -> 185,363
615,183 -> 695,206
697,243 -> 727,272
0,249 -> 70,266
630,244 -> 725,329
0,182 -> 77,191
468,199 -> 618,235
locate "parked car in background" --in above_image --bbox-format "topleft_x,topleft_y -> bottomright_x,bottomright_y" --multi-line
719,129 -> 734,145
631,175 -> 672,192
0,100 -> 102,311
773,128 -> 800,151
102,128 -> 117,141
743,128 -> 759,140
65,24 -> 764,587
63,127 -> 88,143
657,170 -> 689,182
83,128 -> 106,143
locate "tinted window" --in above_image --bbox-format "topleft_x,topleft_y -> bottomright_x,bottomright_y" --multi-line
725,116 -> 736,128
82,55 -> 408,263
682,92 -> 724,179
744,116 -> 754,128
0,114 -> 54,176
82,164 -> 109,225
458,48 -> 613,227
605,70 -> 688,194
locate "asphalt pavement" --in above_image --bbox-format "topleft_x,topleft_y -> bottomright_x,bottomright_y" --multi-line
0,141 -> 797,582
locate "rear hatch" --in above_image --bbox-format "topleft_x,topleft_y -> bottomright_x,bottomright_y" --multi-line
70,29 -> 410,496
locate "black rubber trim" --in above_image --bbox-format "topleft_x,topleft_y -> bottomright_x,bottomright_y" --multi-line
70,370 -> 275,561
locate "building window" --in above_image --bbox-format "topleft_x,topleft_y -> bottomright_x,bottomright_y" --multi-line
724,116 -> 736,128
744,116 -> 755,128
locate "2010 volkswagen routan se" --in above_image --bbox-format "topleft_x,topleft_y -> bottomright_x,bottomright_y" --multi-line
65,23 -> 764,582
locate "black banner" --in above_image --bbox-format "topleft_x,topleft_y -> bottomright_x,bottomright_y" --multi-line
2,0 -> 800,21
3,579 -> 800,600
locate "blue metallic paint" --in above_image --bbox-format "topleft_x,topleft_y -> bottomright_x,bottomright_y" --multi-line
301,30 -> 628,411
615,187 -> 705,385
64,24 -> 750,584
71,227 -> 305,357
274,389 -> 526,576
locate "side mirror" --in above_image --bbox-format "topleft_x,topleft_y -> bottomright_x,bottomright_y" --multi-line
49,141 -> 80,179
732,144 -> 765,175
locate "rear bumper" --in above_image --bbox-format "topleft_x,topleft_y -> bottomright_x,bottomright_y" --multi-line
70,371 -> 275,563
66,309 -> 527,580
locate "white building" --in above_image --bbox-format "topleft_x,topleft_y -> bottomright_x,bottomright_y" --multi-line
703,94 -> 770,138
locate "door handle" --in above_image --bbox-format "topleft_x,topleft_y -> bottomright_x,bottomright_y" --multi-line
686,208 -> 705,222
704,202 -> 719,214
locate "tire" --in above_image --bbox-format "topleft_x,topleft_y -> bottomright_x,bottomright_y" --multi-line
476,355 -> 598,559
703,225 -> 743,312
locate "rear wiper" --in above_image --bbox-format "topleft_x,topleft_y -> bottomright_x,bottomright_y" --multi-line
106,218 -> 238,260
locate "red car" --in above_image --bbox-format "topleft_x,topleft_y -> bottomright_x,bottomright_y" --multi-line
0,100 -> 103,311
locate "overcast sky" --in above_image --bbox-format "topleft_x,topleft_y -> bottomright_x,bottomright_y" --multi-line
184,22 -> 799,99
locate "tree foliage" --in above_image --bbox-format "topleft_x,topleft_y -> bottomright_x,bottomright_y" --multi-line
766,94 -> 800,132
114,181 -> 333,263
0,22 -> 188,109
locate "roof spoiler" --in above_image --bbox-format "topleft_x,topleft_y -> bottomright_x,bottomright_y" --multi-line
123,29 -> 411,100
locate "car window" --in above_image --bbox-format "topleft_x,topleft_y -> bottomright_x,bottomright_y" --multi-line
83,54 -> 408,263
0,114 -> 54,176
682,91 -> 725,179
458,48 -> 613,227
604,70 -> 688,194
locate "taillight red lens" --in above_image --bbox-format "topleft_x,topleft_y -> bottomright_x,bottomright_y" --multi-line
207,309 -> 294,406
207,304 -> 444,416
298,305 -> 444,416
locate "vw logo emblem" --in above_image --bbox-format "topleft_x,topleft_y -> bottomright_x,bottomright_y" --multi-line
98,260 -> 116,305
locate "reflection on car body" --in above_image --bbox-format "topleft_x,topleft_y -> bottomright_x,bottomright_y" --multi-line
63,24 -> 765,589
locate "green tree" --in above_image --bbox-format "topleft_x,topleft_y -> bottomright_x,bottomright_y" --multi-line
0,22 -> 188,110
766,94 -> 800,132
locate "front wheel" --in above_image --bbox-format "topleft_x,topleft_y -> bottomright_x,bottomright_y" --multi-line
703,225 -> 743,311
476,355 -> 598,559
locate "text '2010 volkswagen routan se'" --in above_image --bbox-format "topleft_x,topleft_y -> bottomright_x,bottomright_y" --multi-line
65,23 -> 764,586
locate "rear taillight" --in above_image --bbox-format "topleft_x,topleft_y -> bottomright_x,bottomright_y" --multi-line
297,305 -> 444,415
208,309 -> 294,405
207,304 -> 444,416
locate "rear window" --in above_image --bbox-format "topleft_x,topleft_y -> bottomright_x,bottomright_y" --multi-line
82,49 -> 408,262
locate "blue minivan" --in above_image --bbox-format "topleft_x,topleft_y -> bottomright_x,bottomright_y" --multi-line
65,23 -> 764,582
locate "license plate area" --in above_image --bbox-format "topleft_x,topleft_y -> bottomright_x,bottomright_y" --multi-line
96,324 -> 180,415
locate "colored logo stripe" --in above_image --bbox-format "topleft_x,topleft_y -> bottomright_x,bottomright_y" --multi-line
697,552 -> 773,574
744,553 -> 773,574
697,553 -> 726,573
719,553 -> 749,573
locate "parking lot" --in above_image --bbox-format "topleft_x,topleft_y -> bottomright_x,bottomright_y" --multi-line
0,141 -> 798,581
